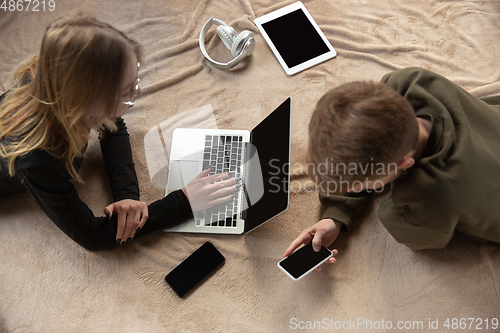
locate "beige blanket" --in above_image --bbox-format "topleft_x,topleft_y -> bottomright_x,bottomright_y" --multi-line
1,0 -> 499,332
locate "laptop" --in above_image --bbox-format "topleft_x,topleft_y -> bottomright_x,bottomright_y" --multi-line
164,98 -> 291,234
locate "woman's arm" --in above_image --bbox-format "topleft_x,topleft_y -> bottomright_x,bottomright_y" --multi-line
17,157 -> 119,250
99,117 -> 150,243
16,150 -> 193,251
99,117 -> 140,202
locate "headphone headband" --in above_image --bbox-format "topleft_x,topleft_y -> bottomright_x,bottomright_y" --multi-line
199,17 -> 255,70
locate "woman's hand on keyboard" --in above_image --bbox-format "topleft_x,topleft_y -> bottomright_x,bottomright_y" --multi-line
182,168 -> 239,211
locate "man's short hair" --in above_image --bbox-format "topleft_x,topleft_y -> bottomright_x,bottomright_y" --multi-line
307,80 -> 419,192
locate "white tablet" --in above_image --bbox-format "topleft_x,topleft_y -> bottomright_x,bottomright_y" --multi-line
255,1 -> 337,75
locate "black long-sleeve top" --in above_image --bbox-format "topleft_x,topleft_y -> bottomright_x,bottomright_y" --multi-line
0,95 -> 193,251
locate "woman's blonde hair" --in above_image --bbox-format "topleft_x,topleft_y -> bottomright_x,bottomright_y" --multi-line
0,14 -> 142,182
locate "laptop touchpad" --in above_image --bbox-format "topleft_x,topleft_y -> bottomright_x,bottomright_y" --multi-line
168,160 -> 199,190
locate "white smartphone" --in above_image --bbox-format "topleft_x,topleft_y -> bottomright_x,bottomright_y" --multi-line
278,241 -> 333,280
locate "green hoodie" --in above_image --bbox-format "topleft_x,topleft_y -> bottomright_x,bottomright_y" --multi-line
320,67 -> 500,250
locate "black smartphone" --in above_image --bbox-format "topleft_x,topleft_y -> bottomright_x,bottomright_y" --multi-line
278,241 -> 333,280
165,241 -> 225,297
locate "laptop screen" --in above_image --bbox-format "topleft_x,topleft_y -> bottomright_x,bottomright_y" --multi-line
243,98 -> 291,233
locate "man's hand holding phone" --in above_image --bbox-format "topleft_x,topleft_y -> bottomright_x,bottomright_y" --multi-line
283,219 -> 341,273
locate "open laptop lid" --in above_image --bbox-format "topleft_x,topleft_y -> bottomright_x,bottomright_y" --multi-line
243,98 -> 291,233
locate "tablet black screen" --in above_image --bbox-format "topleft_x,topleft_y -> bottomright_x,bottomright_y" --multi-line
261,9 -> 330,68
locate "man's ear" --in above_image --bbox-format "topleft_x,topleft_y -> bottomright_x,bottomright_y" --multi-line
397,154 -> 414,170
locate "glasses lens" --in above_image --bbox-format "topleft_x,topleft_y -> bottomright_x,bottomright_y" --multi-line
121,63 -> 140,107
131,78 -> 140,103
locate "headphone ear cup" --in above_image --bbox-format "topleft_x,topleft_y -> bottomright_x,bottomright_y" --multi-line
216,25 -> 238,51
231,31 -> 254,57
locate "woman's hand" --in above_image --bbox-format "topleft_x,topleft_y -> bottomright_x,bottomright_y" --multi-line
104,199 -> 148,245
283,218 -> 341,271
183,168 -> 239,212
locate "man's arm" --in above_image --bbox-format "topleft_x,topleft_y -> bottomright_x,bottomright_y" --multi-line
319,190 -> 372,231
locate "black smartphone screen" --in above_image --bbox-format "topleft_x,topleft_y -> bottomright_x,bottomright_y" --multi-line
278,242 -> 332,279
165,242 -> 225,297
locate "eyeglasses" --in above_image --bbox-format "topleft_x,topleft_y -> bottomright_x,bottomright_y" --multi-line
121,62 -> 141,107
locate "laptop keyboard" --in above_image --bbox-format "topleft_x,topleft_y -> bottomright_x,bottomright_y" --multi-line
196,134 -> 244,227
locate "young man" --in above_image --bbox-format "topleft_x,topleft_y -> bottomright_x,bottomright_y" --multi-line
285,67 -> 500,261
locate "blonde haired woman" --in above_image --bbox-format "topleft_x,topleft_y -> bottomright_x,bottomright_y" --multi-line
0,15 -> 237,250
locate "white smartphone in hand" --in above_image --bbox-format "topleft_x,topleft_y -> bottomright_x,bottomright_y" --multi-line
278,241 -> 333,280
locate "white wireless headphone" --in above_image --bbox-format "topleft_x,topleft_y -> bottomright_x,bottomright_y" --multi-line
199,17 -> 255,70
